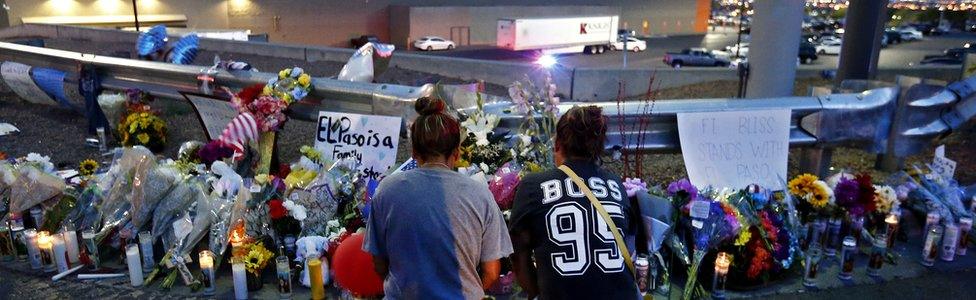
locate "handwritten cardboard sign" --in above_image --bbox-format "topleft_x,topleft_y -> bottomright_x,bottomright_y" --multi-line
1,62 -> 55,105
315,111 -> 401,180
677,109 -> 791,188
182,92 -> 240,140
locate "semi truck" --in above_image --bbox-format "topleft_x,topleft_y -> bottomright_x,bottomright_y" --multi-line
496,16 -> 620,55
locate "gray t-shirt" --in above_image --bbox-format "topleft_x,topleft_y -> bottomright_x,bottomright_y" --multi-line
363,167 -> 514,300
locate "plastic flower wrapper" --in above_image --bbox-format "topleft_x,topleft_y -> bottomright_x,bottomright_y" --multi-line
94,146 -> 156,243
209,161 -> 249,258
488,163 -> 520,211
894,164 -> 971,224
291,158 -> 360,236
130,164 -> 179,231
8,162 -> 65,213
152,176 -> 207,249
145,191 -> 215,289
63,183 -> 104,231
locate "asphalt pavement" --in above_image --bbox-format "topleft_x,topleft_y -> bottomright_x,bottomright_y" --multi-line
409,26 -> 976,70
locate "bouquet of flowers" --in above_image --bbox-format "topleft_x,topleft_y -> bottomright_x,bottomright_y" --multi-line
458,93 -> 509,175
240,240 -> 275,275
266,67 -> 312,105
721,185 -> 800,287
7,153 -> 65,214
93,147 -> 156,245
507,75 -> 560,173
893,164 -> 972,227
667,179 -> 742,300
117,89 -> 167,152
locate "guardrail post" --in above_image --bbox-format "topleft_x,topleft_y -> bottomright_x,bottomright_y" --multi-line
798,86 -> 834,177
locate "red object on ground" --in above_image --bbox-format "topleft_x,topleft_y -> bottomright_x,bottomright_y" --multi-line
332,232 -> 384,297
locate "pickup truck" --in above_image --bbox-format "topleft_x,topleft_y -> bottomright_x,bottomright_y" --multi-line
663,48 -> 730,68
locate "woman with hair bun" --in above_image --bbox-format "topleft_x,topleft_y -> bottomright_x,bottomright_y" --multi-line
509,105 -> 644,299
363,97 -> 513,299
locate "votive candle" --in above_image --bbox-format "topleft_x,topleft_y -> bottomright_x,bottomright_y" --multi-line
24,229 -> 42,269
838,236 -> 856,280
309,257 -> 325,300
62,225 -> 80,264
957,217 -> 972,256
125,244 -> 144,286
803,245 -> 823,288
37,231 -> 56,272
82,229 -> 99,270
276,254 -> 292,299
867,236 -> 886,277
29,207 -> 43,230
712,252 -> 730,299
199,250 -> 216,296
885,213 -> 900,249
52,235 -> 69,273
922,225 -> 943,267
825,218 -> 842,256
138,231 -> 154,270
232,258 -> 248,300
941,223 -> 959,262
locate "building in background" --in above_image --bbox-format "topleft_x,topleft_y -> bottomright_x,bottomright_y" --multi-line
2,0 -> 710,48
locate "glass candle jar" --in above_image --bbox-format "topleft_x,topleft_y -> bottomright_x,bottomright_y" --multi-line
922,225 -> 944,267
838,236 -> 856,280
199,250 -> 216,296
825,218 -> 842,256
712,252 -> 730,299
958,217 -> 972,256
276,254 -> 293,299
82,229 -> 99,270
884,213 -> 900,250
867,236 -> 886,277
941,224 -> 959,262
803,246 -> 823,288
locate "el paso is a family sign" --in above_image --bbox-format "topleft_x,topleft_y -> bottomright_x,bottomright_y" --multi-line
315,111 -> 401,180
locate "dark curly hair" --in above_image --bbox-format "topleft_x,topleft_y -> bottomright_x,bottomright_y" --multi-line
556,105 -> 607,161
411,97 -> 461,160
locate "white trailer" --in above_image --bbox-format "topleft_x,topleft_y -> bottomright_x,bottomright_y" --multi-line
496,16 -> 620,55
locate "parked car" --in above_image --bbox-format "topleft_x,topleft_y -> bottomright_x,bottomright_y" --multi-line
725,42 -> 749,58
896,27 -> 923,41
663,48 -> 730,68
350,35 -> 380,48
884,30 -> 903,44
920,55 -> 963,65
940,47 -> 976,59
816,40 -> 842,55
610,37 -> 647,52
799,41 -> 818,64
413,36 -> 455,51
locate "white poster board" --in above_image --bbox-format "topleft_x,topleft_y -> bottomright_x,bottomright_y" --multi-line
183,93 -> 240,140
677,109 -> 791,188
316,111 -> 401,180
1,62 -> 54,105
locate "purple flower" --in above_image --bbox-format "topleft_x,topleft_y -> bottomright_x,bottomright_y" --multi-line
198,141 -> 234,166
834,177 -> 860,208
667,178 -> 699,200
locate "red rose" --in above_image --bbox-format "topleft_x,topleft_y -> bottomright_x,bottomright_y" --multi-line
268,199 -> 287,219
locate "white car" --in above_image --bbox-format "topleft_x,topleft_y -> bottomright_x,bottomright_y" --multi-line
725,42 -> 749,57
611,37 -> 646,52
897,27 -> 923,41
817,40 -> 842,55
413,36 -> 455,51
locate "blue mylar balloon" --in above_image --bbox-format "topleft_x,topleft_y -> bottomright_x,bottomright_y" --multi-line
136,25 -> 168,56
168,33 -> 199,65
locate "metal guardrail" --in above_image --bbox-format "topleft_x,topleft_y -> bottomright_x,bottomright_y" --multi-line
1,41 -> 975,173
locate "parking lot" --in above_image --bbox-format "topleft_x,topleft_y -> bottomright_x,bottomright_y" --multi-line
409,25 -> 976,70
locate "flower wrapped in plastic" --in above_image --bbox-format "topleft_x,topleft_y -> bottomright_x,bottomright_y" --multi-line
130,164 -> 179,231
893,164 -> 972,225
290,158 -> 361,236
488,163 -> 520,211
208,161 -> 249,259
720,184 -> 801,287
152,176 -> 207,250
93,147 -> 156,243
63,183 -> 104,232
8,155 -> 66,214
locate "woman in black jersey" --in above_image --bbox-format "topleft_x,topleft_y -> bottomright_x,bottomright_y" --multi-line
509,106 -> 643,300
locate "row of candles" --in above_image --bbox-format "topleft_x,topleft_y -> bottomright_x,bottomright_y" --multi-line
0,212 -> 326,299
709,210 -> 975,298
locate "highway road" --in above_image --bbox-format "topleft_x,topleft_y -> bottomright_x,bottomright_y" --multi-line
410,26 -> 975,70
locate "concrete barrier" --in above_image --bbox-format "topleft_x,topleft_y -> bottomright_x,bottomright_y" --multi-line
0,24 -> 960,102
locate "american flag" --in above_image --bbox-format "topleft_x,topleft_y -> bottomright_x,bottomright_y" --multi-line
218,112 -> 258,160
393,158 -> 418,173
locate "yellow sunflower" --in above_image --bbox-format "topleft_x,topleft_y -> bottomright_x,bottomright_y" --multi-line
242,242 -> 274,275
808,180 -> 832,208
79,159 -> 99,176
788,173 -> 819,196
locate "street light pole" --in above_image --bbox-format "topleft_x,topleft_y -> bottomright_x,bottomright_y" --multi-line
132,0 -> 141,32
